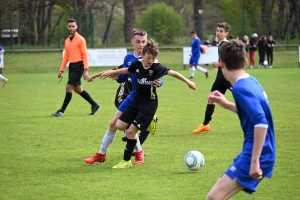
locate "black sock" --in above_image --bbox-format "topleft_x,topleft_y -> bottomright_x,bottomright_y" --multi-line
203,104 -> 215,125
139,130 -> 150,145
80,90 -> 97,107
61,92 -> 72,112
123,138 -> 137,161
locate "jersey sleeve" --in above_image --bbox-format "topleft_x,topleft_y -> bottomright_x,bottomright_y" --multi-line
116,57 -> 129,83
152,63 -> 170,80
128,60 -> 138,73
233,88 -> 268,126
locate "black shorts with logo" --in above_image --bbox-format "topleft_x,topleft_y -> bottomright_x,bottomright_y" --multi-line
119,96 -> 158,131
68,61 -> 84,86
211,68 -> 232,94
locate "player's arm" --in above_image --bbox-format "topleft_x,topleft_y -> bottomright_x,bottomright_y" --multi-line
167,70 -> 196,90
59,41 -> 69,77
208,91 -> 237,113
100,68 -> 130,80
250,126 -> 267,179
0,49 -> 4,55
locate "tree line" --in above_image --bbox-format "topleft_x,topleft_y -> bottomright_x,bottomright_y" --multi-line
0,0 -> 298,46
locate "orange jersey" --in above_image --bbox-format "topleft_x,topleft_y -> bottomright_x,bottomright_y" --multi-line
60,32 -> 88,72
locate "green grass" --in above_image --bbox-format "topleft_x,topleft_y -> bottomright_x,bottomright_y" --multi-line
2,48 -> 299,74
1,67 -> 300,199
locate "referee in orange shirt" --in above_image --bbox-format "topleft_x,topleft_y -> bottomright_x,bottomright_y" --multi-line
52,19 -> 100,117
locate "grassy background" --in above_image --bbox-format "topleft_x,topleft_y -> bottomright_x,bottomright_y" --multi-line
2,48 -> 299,74
0,50 -> 300,199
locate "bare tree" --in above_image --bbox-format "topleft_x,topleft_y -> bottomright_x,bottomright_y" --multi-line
102,2 -> 116,44
123,0 -> 135,43
72,0 -> 89,39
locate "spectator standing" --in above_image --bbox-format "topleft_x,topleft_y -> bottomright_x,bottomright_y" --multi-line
203,38 -> 211,69
249,33 -> 258,68
266,35 -> 276,68
242,35 -> 249,54
0,45 -> 8,87
212,36 -> 219,46
257,36 -> 267,68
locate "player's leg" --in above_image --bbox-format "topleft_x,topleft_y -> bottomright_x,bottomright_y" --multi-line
112,123 -> 138,169
193,76 -> 228,134
72,64 -> 100,115
206,175 -> 244,200
51,83 -> 75,117
0,73 -> 8,87
84,110 -> 122,164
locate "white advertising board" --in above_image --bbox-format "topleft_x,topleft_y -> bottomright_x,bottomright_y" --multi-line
183,47 -> 219,65
63,48 -> 127,67
0,54 -> 3,68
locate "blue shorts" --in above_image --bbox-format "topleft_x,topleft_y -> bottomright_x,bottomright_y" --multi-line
223,158 -> 263,194
189,56 -> 200,66
117,92 -> 135,112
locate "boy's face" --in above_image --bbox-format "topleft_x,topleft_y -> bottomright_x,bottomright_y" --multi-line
191,33 -> 197,39
142,52 -> 156,68
131,35 -> 147,56
67,22 -> 77,36
216,27 -> 228,41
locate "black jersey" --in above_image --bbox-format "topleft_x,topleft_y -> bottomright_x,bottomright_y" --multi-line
128,60 -> 169,99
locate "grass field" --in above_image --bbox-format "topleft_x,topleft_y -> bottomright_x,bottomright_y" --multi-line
1,65 -> 300,199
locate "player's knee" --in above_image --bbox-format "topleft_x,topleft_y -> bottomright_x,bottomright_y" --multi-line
205,193 -> 216,200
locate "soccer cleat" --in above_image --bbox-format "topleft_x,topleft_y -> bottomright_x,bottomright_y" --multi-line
193,124 -> 211,134
84,152 -> 106,164
189,76 -> 194,79
89,104 -> 101,115
149,115 -> 158,135
134,150 -> 145,165
112,160 -> 132,169
2,79 -> 8,87
51,111 -> 64,117
205,70 -> 209,78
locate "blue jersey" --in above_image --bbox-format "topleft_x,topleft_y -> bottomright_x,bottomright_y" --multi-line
117,52 -> 141,98
232,74 -> 276,178
191,37 -> 201,57
0,45 -> 4,63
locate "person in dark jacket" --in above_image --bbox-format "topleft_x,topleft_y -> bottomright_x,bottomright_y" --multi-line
249,33 -> 258,68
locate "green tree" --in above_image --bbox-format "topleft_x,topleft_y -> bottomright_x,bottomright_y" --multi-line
136,2 -> 184,44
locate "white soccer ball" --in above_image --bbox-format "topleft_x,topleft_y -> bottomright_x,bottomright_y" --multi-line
184,150 -> 205,171
263,60 -> 268,66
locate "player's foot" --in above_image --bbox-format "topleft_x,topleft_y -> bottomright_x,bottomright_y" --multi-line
205,70 -> 209,78
51,110 -> 64,117
112,160 -> 132,169
193,124 -> 211,134
149,115 -> 158,135
89,104 -> 101,115
134,150 -> 145,165
84,152 -> 106,164
2,79 -> 8,87
189,76 -> 194,79
131,151 -> 149,156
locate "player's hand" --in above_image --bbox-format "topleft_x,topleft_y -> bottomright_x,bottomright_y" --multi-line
100,70 -> 113,80
86,75 -> 94,82
187,81 -> 196,90
208,91 -> 228,108
110,73 -> 119,81
58,71 -> 63,78
152,78 -> 161,87
212,62 -> 220,68
250,161 -> 263,179
83,70 -> 88,80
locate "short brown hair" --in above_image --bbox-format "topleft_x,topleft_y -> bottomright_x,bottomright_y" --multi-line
190,30 -> 197,35
217,22 -> 230,32
132,28 -> 147,38
142,39 -> 159,57
219,39 -> 246,70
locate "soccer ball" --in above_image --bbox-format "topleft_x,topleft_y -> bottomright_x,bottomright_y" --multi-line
184,150 -> 205,171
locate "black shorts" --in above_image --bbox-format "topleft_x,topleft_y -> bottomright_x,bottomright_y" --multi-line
68,62 -> 84,86
119,96 -> 158,131
211,68 -> 232,94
